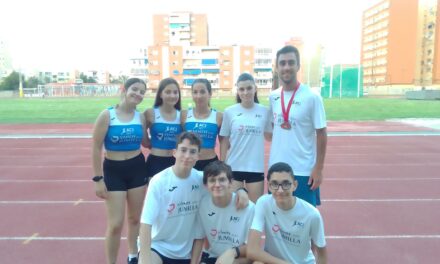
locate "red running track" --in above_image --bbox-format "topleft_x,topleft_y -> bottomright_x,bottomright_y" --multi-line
0,124 -> 439,264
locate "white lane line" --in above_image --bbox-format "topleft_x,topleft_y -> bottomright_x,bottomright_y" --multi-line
0,201 -> 103,204
0,180 -> 90,183
2,199 -> 440,205
1,235 -> 439,241
0,165 -> 90,168
325,177 -> 440,181
1,178 -> 439,183
323,199 -> 440,202
327,235 -> 440,239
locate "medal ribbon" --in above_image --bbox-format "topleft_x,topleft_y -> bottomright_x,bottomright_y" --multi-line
281,82 -> 300,124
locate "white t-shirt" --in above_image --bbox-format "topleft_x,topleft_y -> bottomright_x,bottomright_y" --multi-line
140,167 -> 207,259
269,84 -> 326,176
198,193 -> 255,258
251,194 -> 326,264
220,103 -> 271,172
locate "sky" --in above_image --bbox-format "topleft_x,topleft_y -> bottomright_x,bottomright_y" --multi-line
0,0 -> 378,74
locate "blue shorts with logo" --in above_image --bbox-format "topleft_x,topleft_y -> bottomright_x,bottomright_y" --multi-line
294,175 -> 321,207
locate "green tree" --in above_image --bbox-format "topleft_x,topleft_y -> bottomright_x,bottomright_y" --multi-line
79,73 -> 97,84
0,71 -> 24,91
25,76 -> 40,88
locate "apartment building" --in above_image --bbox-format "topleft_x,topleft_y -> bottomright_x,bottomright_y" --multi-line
153,12 -> 208,46
361,0 -> 420,95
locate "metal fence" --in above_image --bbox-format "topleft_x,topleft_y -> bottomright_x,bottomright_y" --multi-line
23,84 -> 122,97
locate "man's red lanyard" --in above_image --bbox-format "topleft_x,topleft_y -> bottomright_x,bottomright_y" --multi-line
280,82 -> 300,129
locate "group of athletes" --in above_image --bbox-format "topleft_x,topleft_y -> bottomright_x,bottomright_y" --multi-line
92,45 -> 328,264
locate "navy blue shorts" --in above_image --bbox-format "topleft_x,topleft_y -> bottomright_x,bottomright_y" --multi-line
294,175 -> 321,207
145,154 -> 175,178
232,171 -> 264,183
200,252 -> 216,264
103,153 -> 148,191
194,156 -> 218,171
151,248 -> 190,264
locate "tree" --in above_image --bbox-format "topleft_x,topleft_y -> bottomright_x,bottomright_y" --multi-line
25,76 -> 40,88
79,73 -> 97,84
0,71 -> 23,91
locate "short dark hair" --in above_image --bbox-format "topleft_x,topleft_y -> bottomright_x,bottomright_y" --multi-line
176,132 -> 201,151
191,78 -> 212,94
276,45 -> 300,67
267,162 -> 295,180
154,77 -> 182,110
203,160 -> 233,184
124,78 -> 146,91
236,73 -> 259,103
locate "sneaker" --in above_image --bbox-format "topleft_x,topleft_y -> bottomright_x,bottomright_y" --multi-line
127,257 -> 138,264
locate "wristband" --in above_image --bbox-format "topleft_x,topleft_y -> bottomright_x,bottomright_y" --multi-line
92,176 -> 104,182
234,246 -> 240,259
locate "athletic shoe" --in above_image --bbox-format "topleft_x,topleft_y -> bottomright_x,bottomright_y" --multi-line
127,257 -> 138,264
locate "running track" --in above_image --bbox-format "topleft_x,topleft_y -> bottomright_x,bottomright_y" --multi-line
0,122 -> 439,264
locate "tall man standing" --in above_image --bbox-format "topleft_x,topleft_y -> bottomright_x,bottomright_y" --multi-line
268,45 -> 327,206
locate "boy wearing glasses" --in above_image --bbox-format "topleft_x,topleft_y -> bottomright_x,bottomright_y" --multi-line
247,162 -> 327,264
195,161 -> 254,264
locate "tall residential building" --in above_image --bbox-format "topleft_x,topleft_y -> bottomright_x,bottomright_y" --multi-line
146,45 -> 274,93
153,12 -> 208,46
361,0 -> 419,95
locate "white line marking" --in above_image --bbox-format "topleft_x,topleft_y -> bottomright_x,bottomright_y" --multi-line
0,165 -> 89,168
325,177 -> 440,181
0,201 -> 103,204
2,199 -> 440,205
323,199 -> 440,202
0,180 -> 90,183
327,235 -> 440,239
1,235 -> 439,241
1,178 -> 439,183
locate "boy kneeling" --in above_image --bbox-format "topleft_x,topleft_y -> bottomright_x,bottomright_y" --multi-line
247,162 -> 327,264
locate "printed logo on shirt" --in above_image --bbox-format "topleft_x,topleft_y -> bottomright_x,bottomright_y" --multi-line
192,184 -> 200,191
111,117 -> 116,120
168,203 -> 176,213
111,136 -> 119,143
293,101 -> 301,106
274,96 -> 280,101
292,220 -> 304,228
255,114 -> 262,118
187,115 -> 193,119
272,211 -> 276,216
156,133 -> 164,140
121,127 -> 134,135
194,122 -> 207,129
156,115 -> 161,120
229,216 -> 240,223
168,186 -> 177,192
165,126 -> 178,132
208,212 -> 216,217
237,124 -> 262,135
236,113 -> 243,116
272,225 -> 302,246
210,229 -> 218,237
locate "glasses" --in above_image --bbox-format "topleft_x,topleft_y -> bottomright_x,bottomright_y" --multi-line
269,181 -> 293,190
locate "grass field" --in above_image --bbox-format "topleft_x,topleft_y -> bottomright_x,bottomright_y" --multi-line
0,97 -> 439,124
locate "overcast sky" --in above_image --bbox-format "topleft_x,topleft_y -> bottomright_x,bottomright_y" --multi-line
0,0 -> 378,73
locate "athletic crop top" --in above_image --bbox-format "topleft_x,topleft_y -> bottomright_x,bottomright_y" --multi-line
104,107 -> 143,151
150,108 -> 182,150
184,108 -> 218,149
